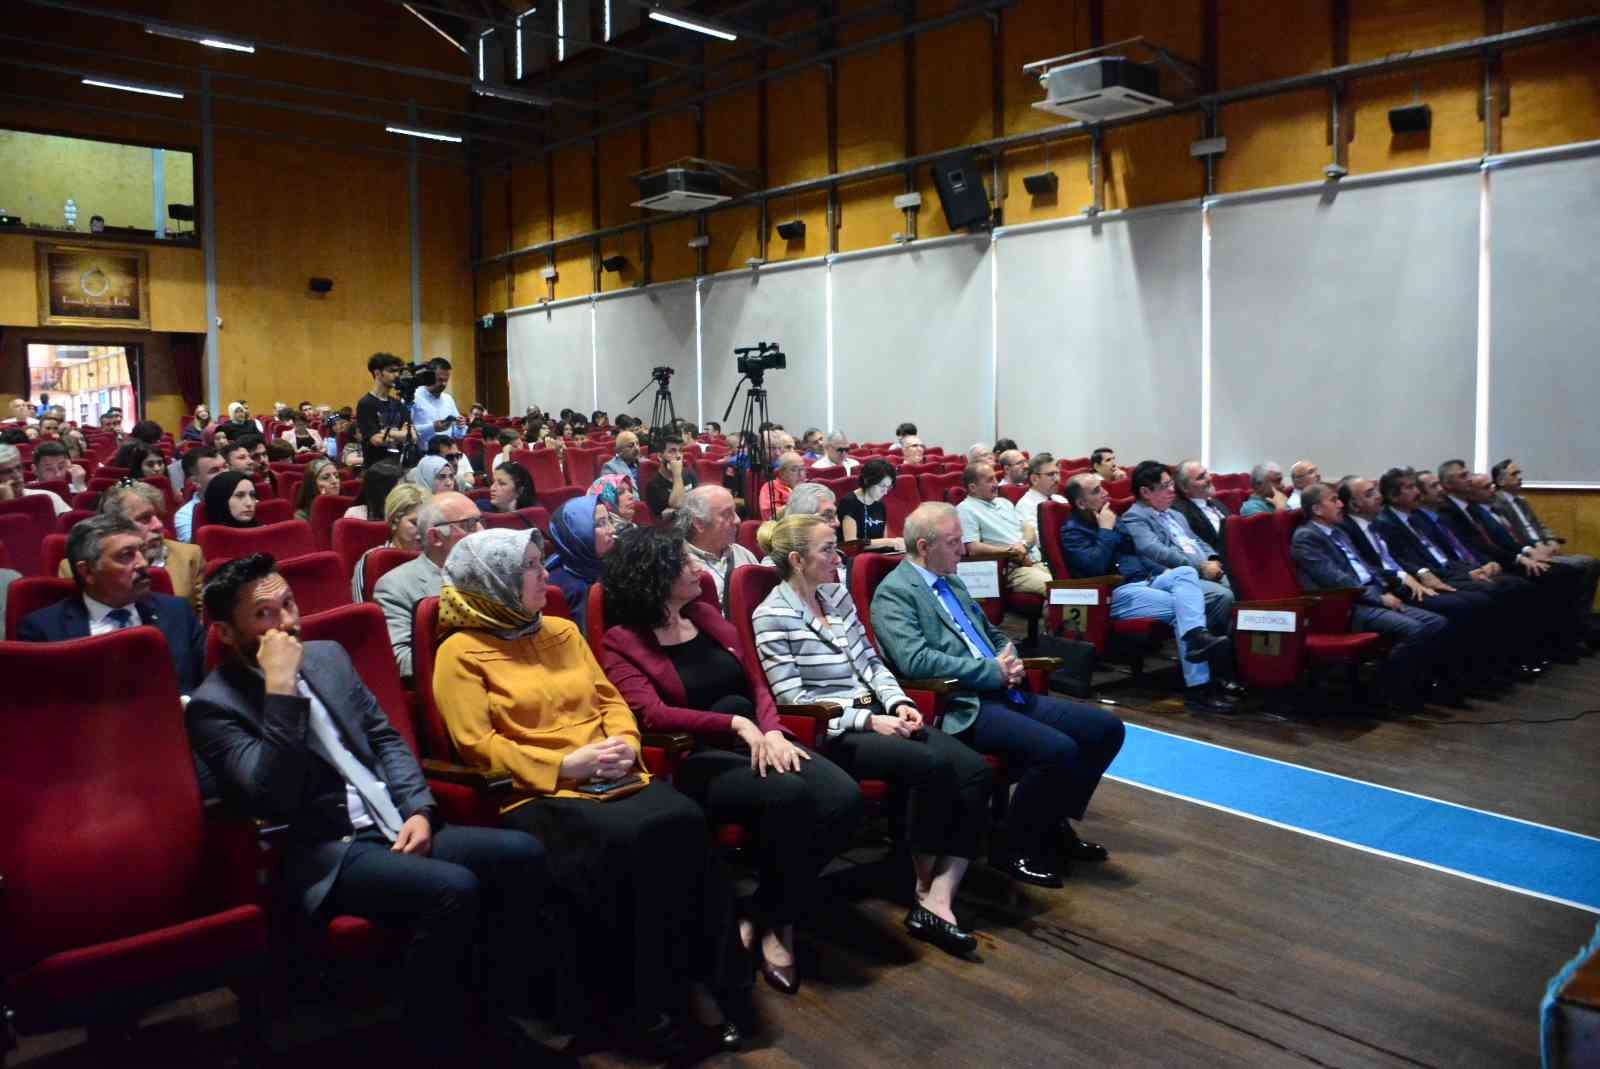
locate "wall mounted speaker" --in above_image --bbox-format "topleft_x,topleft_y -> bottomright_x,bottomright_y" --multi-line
776,219 -> 806,241
1389,103 -> 1432,134
308,277 -> 333,294
1022,172 -> 1059,196
600,255 -> 628,272
930,152 -> 991,231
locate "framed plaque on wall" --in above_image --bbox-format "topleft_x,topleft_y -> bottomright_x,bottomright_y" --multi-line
36,242 -> 150,329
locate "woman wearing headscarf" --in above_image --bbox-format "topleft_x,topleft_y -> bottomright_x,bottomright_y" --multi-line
202,470 -> 259,528
587,473 -> 638,529
431,528 -> 748,1054
408,454 -> 457,495
543,493 -> 616,632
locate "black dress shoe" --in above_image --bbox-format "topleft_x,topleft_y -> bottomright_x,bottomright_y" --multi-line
997,854 -> 1065,888
1059,828 -> 1109,862
759,956 -> 798,995
716,1019 -> 745,1052
1180,627 -> 1230,663
1216,679 -> 1248,698
1185,686 -> 1238,715
905,905 -> 978,957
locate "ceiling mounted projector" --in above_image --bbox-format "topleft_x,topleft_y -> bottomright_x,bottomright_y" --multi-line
1033,57 -> 1169,123
631,168 -> 730,213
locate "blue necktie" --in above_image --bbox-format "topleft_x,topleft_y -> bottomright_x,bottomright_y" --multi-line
1326,528 -> 1373,585
1401,513 -> 1449,565
1426,512 -> 1479,566
932,577 -> 1024,703
1365,525 -> 1402,574
106,607 -> 133,630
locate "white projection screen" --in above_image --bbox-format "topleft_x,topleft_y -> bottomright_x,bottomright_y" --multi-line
508,298 -> 594,416
996,208 -> 1202,465
699,261 -> 828,435
832,238 -> 994,450
592,282 -> 698,427
1488,149 -> 1600,485
1209,170 -> 1481,478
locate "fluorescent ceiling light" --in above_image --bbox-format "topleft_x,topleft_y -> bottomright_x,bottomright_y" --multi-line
144,24 -> 255,53
473,84 -> 552,108
647,8 -> 737,41
81,77 -> 185,100
385,124 -> 464,144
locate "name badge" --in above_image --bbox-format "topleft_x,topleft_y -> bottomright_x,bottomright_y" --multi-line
956,561 -> 1000,599
1049,587 -> 1099,606
1236,609 -> 1297,633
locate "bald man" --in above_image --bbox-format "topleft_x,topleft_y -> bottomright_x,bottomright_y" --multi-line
601,429 -> 641,486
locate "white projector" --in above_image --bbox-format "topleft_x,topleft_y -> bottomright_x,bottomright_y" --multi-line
1033,57 -> 1169,123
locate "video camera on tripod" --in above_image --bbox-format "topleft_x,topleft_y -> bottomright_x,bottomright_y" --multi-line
394,361 -> 437,403
723,341 -> 788,518
734,343 -> 786,380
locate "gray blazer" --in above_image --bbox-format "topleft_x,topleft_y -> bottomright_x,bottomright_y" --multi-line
372,553 -> 443,679
1117,501 -> 1217,577
187,641 -> 435,916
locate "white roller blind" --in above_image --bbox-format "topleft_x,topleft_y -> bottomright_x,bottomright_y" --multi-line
699,263 -> 828,435
1210,172 -> 1480,478
996,209 -> 1202,465
1488,150 -> 1600,485
832,238 -> 994,449
507,299 -> 594,416
592,282 -> 697,430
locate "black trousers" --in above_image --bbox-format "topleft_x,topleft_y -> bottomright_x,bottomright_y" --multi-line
321,824 -> 547,1028
822,727 -> 993,860
1399,586 -> 1496,681
502,780 -> 740,1025
673,743 -> 863,927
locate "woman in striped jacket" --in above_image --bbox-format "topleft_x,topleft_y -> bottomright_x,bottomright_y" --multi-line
751,514 -> 993,959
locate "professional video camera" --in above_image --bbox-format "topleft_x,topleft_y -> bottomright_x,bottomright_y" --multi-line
651,365 -> 675,385
735,343 -> 786,376
395,361 -> 437,402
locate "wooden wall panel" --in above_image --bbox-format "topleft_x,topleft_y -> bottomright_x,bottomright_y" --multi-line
1502,39 -> 1600,151
705,205 -> 761,275
1000,2 -> 1092,134
0,234 -> 40,325
553,243 -> 594,301
1216,90 -> 1331,192
1347,61 -> 1485,174
419,163 -> 474,389
147,246 -> 206,333
648,217 -> 700,285
1104,113 -> 1205,208
1218,0 -> 1334,87
837,175 -> 907,252
477,265 -> 506,317
999,139 -> 1093,226
597,130 -> 639,230
1348,0 -> 1485,61
480,168 -> 510,258
509,162 -> 549,250
551,146 -> 594,240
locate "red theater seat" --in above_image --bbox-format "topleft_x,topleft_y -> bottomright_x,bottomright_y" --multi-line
198,520 -> 317,568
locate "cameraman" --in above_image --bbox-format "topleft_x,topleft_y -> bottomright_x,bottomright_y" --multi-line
411,356 -> 468,454
356,352 -> 416,468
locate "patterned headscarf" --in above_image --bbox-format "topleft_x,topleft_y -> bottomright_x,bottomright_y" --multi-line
408,455 -> 452,492
437,527 -> 545,640
587,473 -> 635,516
545,493 -> 605,584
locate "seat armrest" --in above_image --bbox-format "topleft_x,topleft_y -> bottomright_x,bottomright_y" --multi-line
1021,657 -> 1062,672
204,796 -> 290,839
1235,597 -> 1314,611
897,677 -> 961,694
775,702 -> 839,721
420,758 -> 514,793
641,731 -> 695,756
1047,575 -> 1123,590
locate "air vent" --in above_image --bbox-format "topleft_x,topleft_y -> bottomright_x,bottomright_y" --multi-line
1033,57 -> 1170,123
631,168 -> 730,213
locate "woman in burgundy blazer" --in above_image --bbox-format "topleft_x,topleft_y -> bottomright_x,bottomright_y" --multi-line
601,529 -> 863,995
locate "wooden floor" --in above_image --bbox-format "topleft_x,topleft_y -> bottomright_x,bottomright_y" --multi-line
14,650 -> 1599,1068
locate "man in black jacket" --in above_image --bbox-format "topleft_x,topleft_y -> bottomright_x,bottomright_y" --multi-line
187,554 -> 546,1054
1172,459 -> 1232,564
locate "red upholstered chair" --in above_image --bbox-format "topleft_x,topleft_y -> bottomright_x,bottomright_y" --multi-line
1102,477 -> 1132,499
332,518 -> 390,578
24,479 -> 70,500
1037,500 -> 1167,669
41,532 -> 68,577
252,499 -> 294,526
562,447 -> 600,486
0,629 -> 268,1043
897,463 -> 940,478
198,520 -> 317,568
1222,511 -> 1382,691
537,485 -> 585,513
360,547 -> 419,604
481,511 -> 529,530
309,494 -> 355,550
736,519 -> 764,558
1108,495 -> 1134,516
517,506 -> 551,537
56,507 -> 97,534
0,495 -> 56,575
1216,488 -> 1249,514
944,487 -> 967,507
918,471 -> 961,503
5,576 -> 75,636
997,484 -> 1026,505
275,551 -> 351,616
465,487 -> 494,506
637,457 -> 659,488
70,490 -> 101,511
692,457 -> 729,486
510,447 -> 565,491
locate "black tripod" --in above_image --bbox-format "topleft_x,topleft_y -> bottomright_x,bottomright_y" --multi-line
628,367 -> 678,446
722,372 -> 775,518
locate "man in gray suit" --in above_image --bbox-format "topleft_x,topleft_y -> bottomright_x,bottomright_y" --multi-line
1117,460 -> 1235,636
188,554 -> 546,1055
373,490 -> 481,679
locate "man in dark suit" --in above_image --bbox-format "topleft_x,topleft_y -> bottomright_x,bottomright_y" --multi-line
186,554 -> 547,1057
19,514 -> 206,693
872,502 -> 1125,889
1290,483 -> 1450,712
1491,457 -> 1598,647
1172,459 -> 1232,564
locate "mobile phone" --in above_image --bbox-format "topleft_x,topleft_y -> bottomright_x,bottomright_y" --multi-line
576,774 -> 642,795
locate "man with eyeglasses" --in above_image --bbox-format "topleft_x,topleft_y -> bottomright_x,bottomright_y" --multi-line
1118,460 -> 1235,640
373,491 -> 481,679
1172,459 -> 1234,567
1016,453 -> 1068,535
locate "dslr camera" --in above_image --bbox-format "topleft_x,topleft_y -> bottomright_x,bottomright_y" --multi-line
735,343 -> 786,376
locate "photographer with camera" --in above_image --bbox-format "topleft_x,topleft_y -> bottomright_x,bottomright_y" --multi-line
411,357 -> 468,455
356,352 -> 417,468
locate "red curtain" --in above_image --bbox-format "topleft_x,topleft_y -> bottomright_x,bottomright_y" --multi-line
169,333 -> 204,410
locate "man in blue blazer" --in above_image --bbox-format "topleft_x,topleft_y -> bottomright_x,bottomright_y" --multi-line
18,514 -> 206,693
1290,483 -> 1450,712
1115,461 -> 1234,636
871,502 -> 1125,889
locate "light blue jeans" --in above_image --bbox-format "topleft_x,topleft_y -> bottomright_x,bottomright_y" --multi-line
1110,565 -> 1212,687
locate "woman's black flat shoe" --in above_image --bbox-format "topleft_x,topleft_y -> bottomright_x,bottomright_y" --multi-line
904,905 -> 977,957
759,956 -> 799,995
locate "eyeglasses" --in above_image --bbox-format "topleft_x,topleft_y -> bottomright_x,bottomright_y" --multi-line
430,515 -> 483,532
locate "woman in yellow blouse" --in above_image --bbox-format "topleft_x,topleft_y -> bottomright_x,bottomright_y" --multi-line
431,527 -> 747,1054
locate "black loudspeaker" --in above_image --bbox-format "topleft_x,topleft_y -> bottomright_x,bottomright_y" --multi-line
600,255 -> 628,272
930,152 -> 991,231
776,219 -> 805,241
1022,172 -> 1059,196
1389,103 -> 1432,134
308,277 -> 333,294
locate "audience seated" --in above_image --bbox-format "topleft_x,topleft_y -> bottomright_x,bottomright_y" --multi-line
601,429 -> 642,486
1286,459 -> 1320,509
956,461 -> 1051,596
175,447 -> 225,542
1172,460 -> 1233,565
351,483 -> 428,603
236,435 -> 278,498
430,528 -> 744,1052
754,514 -> 991,957
681,485 -> 759,612
374,490 -> 479,679
757,451 -> 803,518
1117,461 -> 1236,637
1493,458 -> 1600,641
1291,483 -> 1451,712
997,449 -> 1029,488
889,421 -> 917,452
544,492 -> 616,633
21,514 -> 206,695
292,458 -> 343,522
428,434 -> 476,489
1090,447 -> 1124,483
188,553 -> 546,1060
965,442 -> 996,468
871,503 -> 1125,889
1059,473 -> 1234,714
587,474 -> 639,533
838,457 -> 903,550
346,460 -> 403,520
0,443 -> 69,516
1239,461 -> 1287,516
408,454 -> 458,495
601,527 -> 862,983
1015,452 -> 1067,534
770,482 -> 849,584
484,461 -> 536,513
809,431 -> 859,475
32,441 -> 88,495
203,471 -> 260,529
899,435 -> 927,465
95,481 -> 205,609
643,435 -> 698,520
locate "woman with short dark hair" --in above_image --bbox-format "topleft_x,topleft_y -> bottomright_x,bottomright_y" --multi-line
601,528 -> 861,993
